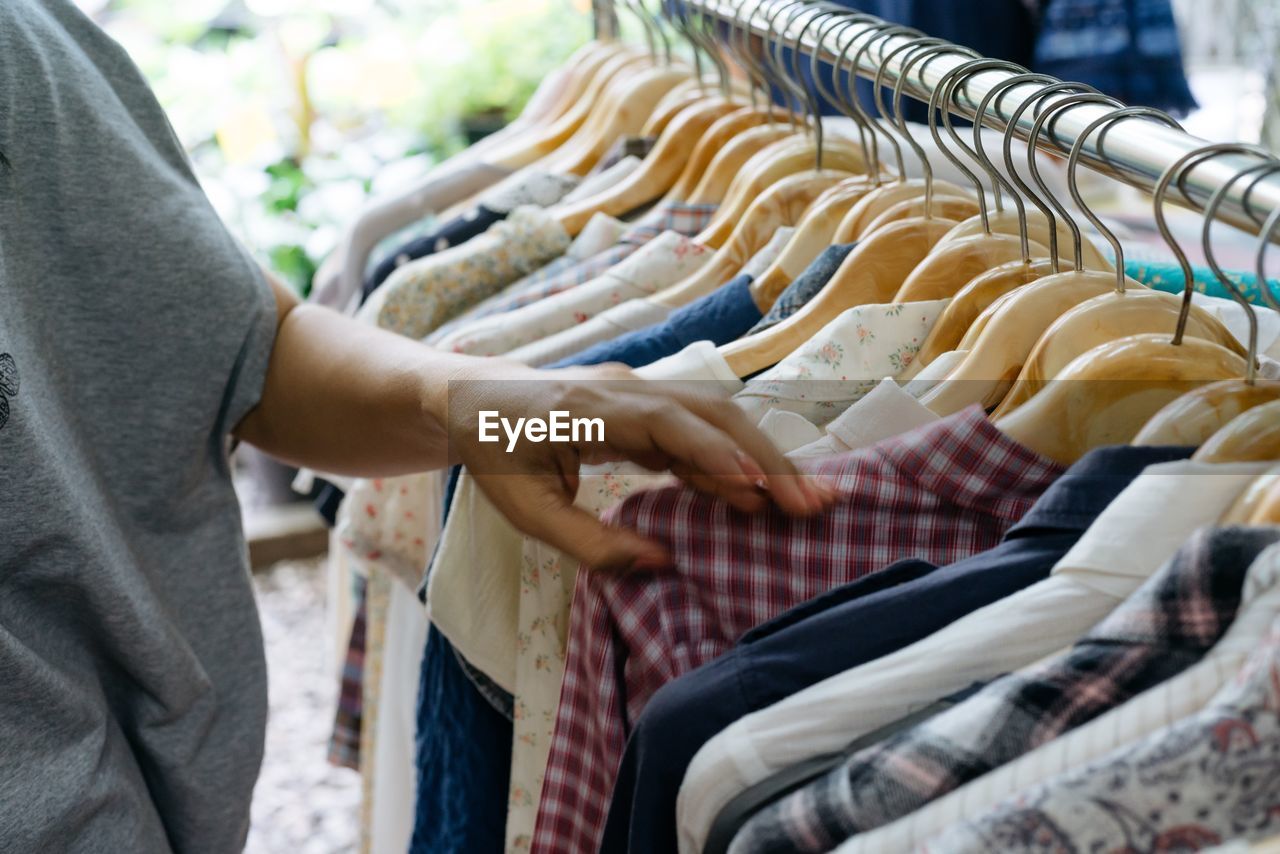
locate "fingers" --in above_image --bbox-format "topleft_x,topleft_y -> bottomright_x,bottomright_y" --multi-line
477,471 -> 671,574
639,386 -> 836,515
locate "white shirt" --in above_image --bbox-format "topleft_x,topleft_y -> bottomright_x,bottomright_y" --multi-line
435,230 -> 713,357
848,538 -> 1280,854
790,377 -> 942,459
675,459 -> 1273,854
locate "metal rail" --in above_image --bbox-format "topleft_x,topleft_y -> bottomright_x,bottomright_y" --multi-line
685,0 -> 1280,237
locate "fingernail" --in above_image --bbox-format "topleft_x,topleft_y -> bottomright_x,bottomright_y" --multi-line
734,449 -> 765,479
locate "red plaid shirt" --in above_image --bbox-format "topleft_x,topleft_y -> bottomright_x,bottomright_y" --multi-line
532,407 -> 1065,854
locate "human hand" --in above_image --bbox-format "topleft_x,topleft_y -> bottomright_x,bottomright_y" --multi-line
446,361 -> 836,573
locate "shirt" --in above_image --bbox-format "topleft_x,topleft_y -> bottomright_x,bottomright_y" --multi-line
747,242 -> 858,335
877,533 -> 1280,854
435,230 -> 712,356
679,459 -> 1273,854
732,525 -> 1263,854
449,201 -> 719,337
363,169 -> 581,295
599,445 -> 1191,854
733,299 -> 950,426
0,2 -> 278,850
424,211 -> 628,343
789,377 -> 942,460
532,408 -> 1064,854
921,533 -> 1280,854
520,226 -> 795,368
360,204 -> 571,340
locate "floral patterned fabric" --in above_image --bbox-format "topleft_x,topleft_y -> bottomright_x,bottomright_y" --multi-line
922,542 -> 1280,854
734,299 -> 950,426
360,205 -> 571,340
436,230 -> 712,356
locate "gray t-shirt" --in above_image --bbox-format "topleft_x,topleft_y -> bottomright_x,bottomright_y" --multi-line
0,2 -> 278,850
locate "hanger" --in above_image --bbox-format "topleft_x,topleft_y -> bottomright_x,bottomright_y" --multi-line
918,92 -> 1149,415
718,31 -> 968,376
1193,400 -> 1280,462
1247,475 -> 1280,523
827,28 -> 976,240
993,139 -> 1259,463
892,59 -> 1056,301
991,108 -> 1251,417
746,11 -> 891,308
650,4 -> 862,308
900,77 -> 1099,378
1134,147 -> 1280,444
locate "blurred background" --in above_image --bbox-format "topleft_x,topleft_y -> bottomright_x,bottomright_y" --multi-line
72,1 -> 1280,850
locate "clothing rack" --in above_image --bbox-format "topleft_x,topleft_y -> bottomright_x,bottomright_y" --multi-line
675,0 -> 1280,240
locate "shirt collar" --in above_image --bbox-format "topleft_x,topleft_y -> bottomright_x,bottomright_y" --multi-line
832,405 -> 1066,517
619,201 -> 718,245
1084,526 -> 1280,650
1006,444 -> 1196,537
1051,459 -> 1277,597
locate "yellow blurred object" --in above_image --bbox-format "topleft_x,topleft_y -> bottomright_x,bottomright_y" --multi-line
214,101 -> 279,165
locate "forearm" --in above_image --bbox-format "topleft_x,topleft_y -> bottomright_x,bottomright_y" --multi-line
234,288 -> 479,477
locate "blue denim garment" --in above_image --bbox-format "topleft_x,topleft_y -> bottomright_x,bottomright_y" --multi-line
747,243 -> 857,336
409,626 -> 512,854
599,444 -> 1195,854
549,273 -> 761,369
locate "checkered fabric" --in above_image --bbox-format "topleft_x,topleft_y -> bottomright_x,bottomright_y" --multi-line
531,407 -> 1066,854
327,576 -> 367,770
732,523 -> 1255,854
460,201 -> 717,319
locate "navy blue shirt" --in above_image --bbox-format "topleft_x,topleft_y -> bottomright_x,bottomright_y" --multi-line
599,443 -> 1197,854
549,274 -> 762,368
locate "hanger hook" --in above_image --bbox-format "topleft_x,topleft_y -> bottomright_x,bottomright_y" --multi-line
1025,91 -> 1125,273
846,23 -> 916,181
1257,204 -> 1280,313
1202,159 -> 1280,383
833,18 -> 901,182
759,0 -> 807,133
1152,143 -> 1276,345
809,14 -> 876,171
940,60 -> 1033,241
925,57 -> 1007,229
785,4 -> 832,170
871,32 -> 942,194
1067,107 -> 1186,294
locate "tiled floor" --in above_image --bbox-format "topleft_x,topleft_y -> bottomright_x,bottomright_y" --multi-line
247,557 -> 361,853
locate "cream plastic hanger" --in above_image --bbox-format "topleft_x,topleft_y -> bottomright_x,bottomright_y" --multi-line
486,47 -> 649,170
1193,400 -> 1280,462
893,59 -> 1056,301
1220,471 -> 1280,524
994,142 -> 1259,463
1136,146 -> 1280,445
718,32 -> 968,375
1247,475 -> 1280,523
925,72 -> 1110,270
918,92 -> 1145,415
902,78 -> 1101,377
991,108 -> 1244,417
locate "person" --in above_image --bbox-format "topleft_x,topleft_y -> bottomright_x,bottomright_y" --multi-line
0,1 -> 834,850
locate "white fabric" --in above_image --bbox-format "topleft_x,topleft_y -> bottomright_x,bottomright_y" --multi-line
436,230 -> 712,357
509,298 -> 672,367
757,409 -> 824,455
791,377 -> 942,459
559,155 -> 644,205
310,161 -> 512,310
477,169 -> 580,214
367,581 -> 431,854
428,340 -> 744,693
675,459 -> 1271,854
733,300 -> 951,426
851,540 -> 1280,854
740,227 -> 796,280
903,349 -> 968,399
